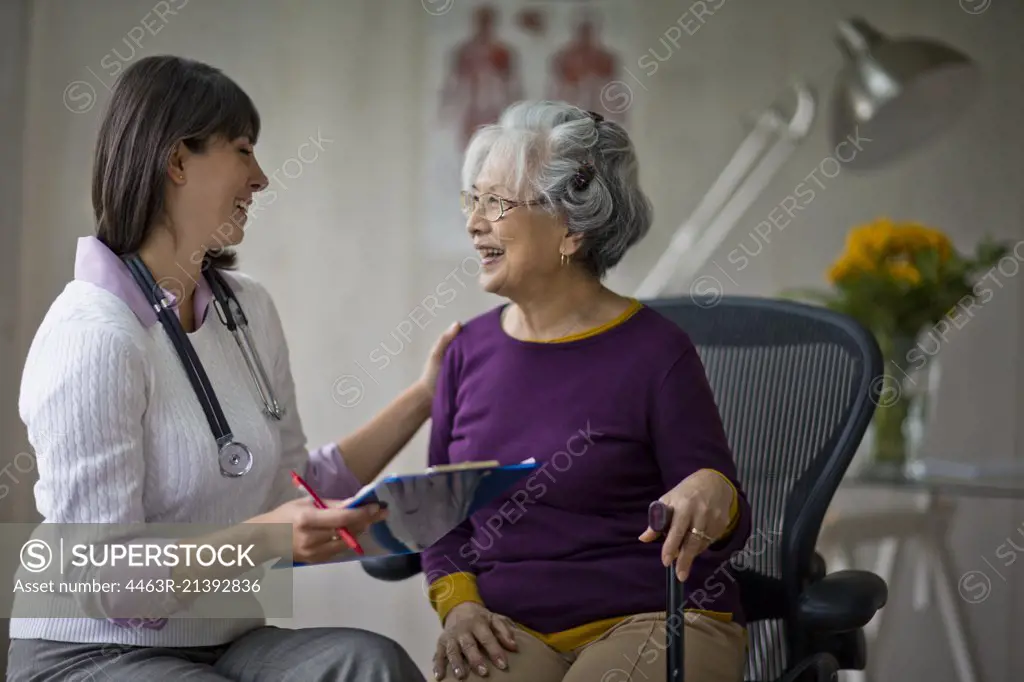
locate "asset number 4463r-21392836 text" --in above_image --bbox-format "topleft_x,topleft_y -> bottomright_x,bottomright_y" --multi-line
124,578 -> 262,593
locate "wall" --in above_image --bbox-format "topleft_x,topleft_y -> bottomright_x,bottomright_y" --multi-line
6,0 -> 1022,679
0,0 -> 31,674
0,0 -> 30,482
0,0 -> 30,506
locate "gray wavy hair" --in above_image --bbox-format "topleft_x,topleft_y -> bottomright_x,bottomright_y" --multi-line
462,100 -> 653,278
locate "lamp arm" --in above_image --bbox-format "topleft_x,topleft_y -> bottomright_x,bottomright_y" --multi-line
633,82 -> 816,299
671,113 -> 808,287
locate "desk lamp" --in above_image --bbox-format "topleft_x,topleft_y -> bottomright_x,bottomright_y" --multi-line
634,17 -> 980,299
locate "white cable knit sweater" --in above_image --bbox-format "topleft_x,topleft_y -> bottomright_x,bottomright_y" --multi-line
11,271 -> 313,647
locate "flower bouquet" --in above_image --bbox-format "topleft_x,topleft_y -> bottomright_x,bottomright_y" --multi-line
788,217 -> 1009,470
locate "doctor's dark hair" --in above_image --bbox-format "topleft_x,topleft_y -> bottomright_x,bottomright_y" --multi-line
92,55 -> 261,271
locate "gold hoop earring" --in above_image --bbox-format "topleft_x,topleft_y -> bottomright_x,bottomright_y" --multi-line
560,252 -> 568,267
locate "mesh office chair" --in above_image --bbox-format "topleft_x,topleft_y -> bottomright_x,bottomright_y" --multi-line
362,295 -> 889,682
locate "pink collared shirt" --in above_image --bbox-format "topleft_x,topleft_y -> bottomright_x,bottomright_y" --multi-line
73,236 -> 362,630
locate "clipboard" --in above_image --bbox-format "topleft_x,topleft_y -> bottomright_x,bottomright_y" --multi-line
277,459 -> 538,567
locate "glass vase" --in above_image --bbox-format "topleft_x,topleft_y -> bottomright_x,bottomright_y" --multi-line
851,331 -> 941,476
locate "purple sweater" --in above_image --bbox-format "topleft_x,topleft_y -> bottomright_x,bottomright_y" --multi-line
420,304 -> 752,634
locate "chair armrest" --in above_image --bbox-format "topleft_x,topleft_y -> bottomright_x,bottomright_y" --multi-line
797,569 -> 887,632
361,554 -> 423,582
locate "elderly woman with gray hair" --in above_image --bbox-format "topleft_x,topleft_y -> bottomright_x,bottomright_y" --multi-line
421,100 -> 752,682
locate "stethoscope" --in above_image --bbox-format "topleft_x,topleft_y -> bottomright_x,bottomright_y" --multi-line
123,255 -> 283,478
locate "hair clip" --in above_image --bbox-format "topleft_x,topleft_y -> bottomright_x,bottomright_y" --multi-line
587,110 -> 605,124
572,161 -> 596,191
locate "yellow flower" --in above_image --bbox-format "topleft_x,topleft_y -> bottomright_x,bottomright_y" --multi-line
828,251 -> 874,283
827,217 -> 954,285
887,261 -> 922,285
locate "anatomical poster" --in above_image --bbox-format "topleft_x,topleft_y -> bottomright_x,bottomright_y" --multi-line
422,0 -> 642,256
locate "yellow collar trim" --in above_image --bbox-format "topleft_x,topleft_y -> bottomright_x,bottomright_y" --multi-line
529,299 -> 643,344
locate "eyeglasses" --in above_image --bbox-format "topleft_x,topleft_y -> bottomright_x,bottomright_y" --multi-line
460,191 -> 544,222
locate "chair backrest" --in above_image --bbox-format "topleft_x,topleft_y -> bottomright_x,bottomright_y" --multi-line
644,295 -> 881,682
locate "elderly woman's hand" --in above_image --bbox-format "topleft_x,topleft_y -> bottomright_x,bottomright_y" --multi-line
639,469 -> 737,582
434,601 -> 517,680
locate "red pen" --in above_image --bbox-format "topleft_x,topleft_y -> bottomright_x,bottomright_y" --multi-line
290,470 -> 365,556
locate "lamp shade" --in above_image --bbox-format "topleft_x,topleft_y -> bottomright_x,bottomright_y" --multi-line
829,17 -> 980,170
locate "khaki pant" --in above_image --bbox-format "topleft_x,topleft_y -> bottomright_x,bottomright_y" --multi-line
447,612 -> 746,682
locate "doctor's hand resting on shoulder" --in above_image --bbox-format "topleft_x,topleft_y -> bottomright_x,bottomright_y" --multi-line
7,55 -> 444,682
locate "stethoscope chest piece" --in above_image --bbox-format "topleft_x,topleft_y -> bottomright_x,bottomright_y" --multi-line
219,440 -> 254,478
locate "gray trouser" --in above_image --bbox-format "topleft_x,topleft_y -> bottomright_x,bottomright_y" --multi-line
6,626 -> 426,681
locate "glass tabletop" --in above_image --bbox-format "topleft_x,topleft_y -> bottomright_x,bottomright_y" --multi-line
843,462 -> 1024,500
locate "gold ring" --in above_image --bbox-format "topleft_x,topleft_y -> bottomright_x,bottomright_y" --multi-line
690,527 -> 714,543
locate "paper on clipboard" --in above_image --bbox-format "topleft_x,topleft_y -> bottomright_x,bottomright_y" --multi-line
278,458 -> 538,567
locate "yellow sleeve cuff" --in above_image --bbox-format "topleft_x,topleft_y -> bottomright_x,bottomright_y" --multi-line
704,469 -> 740,539
428,572 -> 484,624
